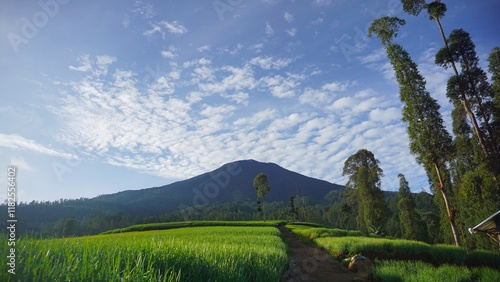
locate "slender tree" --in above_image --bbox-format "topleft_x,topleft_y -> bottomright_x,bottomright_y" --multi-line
368,17 -> 460,246
288,196 -> 299,221
488,47 -> 500,148
400,0 -> 494,170
342,149 -> 387,234
253,173 -> 271,220
436,29 -> 500,173
397,174 -> 428,241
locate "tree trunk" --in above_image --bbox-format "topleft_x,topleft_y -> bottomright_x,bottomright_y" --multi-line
434,162 -> 461,246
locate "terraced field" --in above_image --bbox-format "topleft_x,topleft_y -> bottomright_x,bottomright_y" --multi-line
1,223 -> 288,281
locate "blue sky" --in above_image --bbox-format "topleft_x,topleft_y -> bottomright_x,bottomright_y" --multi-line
1,0 -> 499,203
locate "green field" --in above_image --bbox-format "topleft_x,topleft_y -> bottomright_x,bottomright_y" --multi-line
5,221 -> 500,281
1,224 -> 288,281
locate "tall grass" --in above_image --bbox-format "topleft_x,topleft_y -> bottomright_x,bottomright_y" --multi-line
372,260 -> 500,282
102,220 -> 286,234
288,226 -> 364,240
313,236 -> 500,269
287,225 -> 500,270
1,226 -> 288,281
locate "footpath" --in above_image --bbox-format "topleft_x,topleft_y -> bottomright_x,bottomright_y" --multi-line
279,226 -> 368,282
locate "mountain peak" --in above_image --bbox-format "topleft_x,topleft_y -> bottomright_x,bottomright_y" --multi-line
92,159 -> 344,215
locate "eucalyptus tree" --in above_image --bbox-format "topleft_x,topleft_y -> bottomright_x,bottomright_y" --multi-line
342,149 -> 387,234
368,16 -> 460,246
253,173 -> 271,220
436,29 -> 500,173
400,0 -> 494,169
489,47 -> 500,141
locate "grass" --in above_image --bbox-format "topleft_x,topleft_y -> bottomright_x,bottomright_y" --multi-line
371,260 -> 500,282
102,220 -> 286,234
288,226 -> 364,240
286,223 -> 500,281
287,225 -> 500,269
1,226 -> 288,281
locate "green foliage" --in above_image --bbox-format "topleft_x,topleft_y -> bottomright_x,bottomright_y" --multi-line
426,1 -> 447,20
367,16 -> 406,46
342,149 -> 387,234
397,174 -> 428,242
489,47 -> 500,131
0,226 -> 288,281
253,173 -> 271,219
370,19 -> 458,244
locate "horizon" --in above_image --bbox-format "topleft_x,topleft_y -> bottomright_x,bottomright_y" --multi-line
1,0 -> 499,202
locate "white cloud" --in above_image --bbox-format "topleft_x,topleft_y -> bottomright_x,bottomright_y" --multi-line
161,50 -> 177,59
265,22 -> 274,36
284,12 -> 294,23
10,156 -> 33,171
0,133 -> 76,159
359,48 -> 386,64
369,107 -> 401,124
197,45 -> 210,52
249,56 -> 293,70
163,21 -> 188,34
260,74 -> 301,98
55,53 -> 426,196
199,65 -> 256,94
143,20 -> 187,38
69,55 -> 92,72
286,28 -> 297,37
69,55 -> 116,76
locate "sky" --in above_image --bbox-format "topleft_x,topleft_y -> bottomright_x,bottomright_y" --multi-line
1,0 -> 499,203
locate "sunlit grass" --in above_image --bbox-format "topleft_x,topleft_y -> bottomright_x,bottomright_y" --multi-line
102,220 -> 286,234
1,226 -> 288,281
288,224 -> 500,269
371,260 -> 500,282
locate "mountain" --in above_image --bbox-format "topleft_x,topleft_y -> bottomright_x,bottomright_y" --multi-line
9,160 -> 344,228
89,159 -> 344,215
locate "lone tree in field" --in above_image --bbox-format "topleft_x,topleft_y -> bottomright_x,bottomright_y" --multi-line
253,173 -> 271,220
368,16 -> 460,246
342,149 -> 387,234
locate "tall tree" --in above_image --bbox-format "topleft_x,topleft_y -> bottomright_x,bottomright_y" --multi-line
400,0 -> 494,172
436,29 -> 500,174
342,149 -> 387,234
368,16 -> 460,246
397,174 -> 428,241
488,47 -> 500,150
253,173 -> 271,220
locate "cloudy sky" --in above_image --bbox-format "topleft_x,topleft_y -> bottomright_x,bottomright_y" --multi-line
1,0 -> 499,202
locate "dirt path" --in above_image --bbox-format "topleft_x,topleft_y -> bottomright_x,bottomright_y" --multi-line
279,226 -> 368,282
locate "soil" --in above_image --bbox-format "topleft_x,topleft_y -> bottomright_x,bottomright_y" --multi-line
279,226 -> 369,282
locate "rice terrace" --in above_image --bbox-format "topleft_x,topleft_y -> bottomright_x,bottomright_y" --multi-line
1,220 -> 500,281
